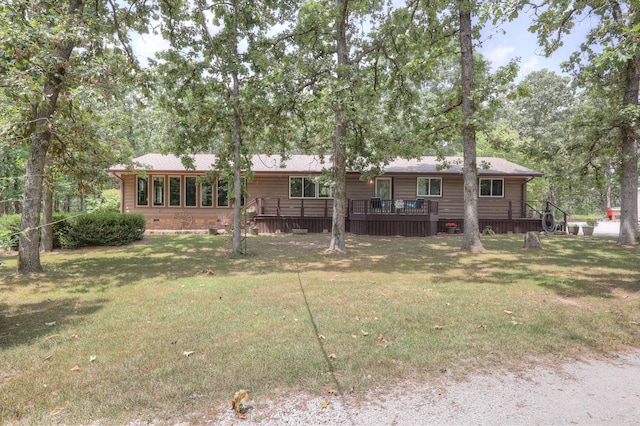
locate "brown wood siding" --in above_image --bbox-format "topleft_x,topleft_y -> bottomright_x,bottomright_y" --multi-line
119,172 -> 234,230
119,170 -> 529,231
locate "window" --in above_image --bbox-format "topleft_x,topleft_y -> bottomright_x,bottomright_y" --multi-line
375,177 -> 392,200
137,176 -> 148,206
169,176 -> 181,207
153,176 -> 165,207
290,177 -> 316,198
289,176 -> 333,199
217,179 -> 229,207
201,182 -> 213,207
417,177 -> 442,197
479,178 -> 504,197
185,176 -> 197,207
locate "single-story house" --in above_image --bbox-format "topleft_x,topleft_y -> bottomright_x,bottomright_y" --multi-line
108,154 -> 545,236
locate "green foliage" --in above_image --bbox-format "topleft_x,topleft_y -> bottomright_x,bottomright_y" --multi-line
58,213 -> 145,249
0,214 -> 21,251
86,189 -> 121,213
0,212 -> 140,250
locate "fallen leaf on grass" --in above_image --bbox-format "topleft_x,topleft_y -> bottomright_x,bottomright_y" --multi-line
361,329 -> 369,336
328,353 -> 337,359
321,400 -> 330,408
351,334 -> 357,339
70,365 -> 81,372
503,310 -> 513,315
45,334 -> 60,340
45,322 -> 56,326
71,334 -> 80,339
183,351 -> 195,357
477,323 -> 487,330
327,389 -> 338,395
433,325 -> 443,330
89,356 -> 97,362
318,334 -> 326,340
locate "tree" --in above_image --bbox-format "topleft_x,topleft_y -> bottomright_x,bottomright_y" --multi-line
0,0 -> 153,273
459,0 -> 484,252
270,1 -> 423,253
529,0 -> 639,245
154,0 -> 289,254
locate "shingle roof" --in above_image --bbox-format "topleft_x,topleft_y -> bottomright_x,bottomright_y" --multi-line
109,154 -> 542,177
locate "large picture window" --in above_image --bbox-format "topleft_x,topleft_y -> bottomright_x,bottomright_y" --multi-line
185,176 -> 197,207
169,176 -> 181,207
217,179 -> 229,207
289,176 -> 333,199
479,178 -> 504,197
417,177 -> 442,197
137,176 -> 148,206
153,176 -> 165,207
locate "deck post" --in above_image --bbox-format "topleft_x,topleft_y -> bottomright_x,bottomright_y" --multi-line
301,198 -> 305,217
277,198 -> 281,217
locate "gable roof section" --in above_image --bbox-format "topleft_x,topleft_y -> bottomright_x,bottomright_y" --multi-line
110,154 -> 542,177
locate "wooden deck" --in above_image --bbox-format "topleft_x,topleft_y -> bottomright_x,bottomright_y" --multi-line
250,198 -> 550,236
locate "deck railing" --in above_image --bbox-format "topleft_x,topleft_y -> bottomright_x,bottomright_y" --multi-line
349,199 -> 438,216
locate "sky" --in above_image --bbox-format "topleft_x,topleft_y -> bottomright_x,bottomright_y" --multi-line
480,11 -> 594,79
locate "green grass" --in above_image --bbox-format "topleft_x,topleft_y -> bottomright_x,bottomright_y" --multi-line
1,233 -> 639,424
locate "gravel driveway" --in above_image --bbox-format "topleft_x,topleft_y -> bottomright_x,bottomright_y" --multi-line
213,349 -> 640,425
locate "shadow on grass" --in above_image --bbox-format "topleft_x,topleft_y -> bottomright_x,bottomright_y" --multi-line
0,297 -> 106,349
1,234 -> 638,300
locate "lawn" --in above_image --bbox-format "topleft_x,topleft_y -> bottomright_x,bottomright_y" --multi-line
1,233 -> 639,424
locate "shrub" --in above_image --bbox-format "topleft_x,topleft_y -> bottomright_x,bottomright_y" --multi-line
52,213 -> 75,249
0,214 -> 21,251
59,213 -> 145,249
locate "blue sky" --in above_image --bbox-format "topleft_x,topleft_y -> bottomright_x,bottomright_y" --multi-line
480,11 -> 594,78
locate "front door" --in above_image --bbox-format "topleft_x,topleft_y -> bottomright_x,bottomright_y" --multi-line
375,177 -> 392,201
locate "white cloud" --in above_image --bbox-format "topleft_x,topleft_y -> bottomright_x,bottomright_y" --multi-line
483,45 -> 515,68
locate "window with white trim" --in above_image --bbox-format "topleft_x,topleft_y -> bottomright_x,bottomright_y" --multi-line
417,177 -> 442,197
217,179 -> 229,207
289,177 -> 333,199
137,176 -> 149,206
153,176 -> 165,207
479,178 -> 504,197
185,176 -> 197,207
201,182 -> 213,207
169,176 -> 181,207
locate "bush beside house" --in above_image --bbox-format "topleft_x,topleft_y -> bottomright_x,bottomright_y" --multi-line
0,213 -> 145,251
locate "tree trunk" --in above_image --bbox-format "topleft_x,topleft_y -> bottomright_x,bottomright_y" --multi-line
40,178 -> 54,253
18,132 -> 48,273
328,0 -> 348,254
17,0 -> 81,274
459,0 -> 484,253
231,6 -> 243,255
616,55 -> 639,245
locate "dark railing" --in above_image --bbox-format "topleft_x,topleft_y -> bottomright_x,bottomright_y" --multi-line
349,199 -> 438,216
